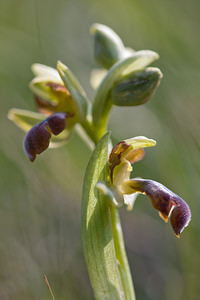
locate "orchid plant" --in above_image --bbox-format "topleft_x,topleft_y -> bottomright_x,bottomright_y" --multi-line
8,24 -> 191,300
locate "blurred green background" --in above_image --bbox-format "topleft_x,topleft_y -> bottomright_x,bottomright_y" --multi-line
1,0 -> 200,299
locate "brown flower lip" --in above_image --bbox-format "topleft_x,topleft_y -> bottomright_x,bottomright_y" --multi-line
23,121 -> 51,162
23,112 -> 68,162
47,112 -> 67,135
126,179 -> 191,237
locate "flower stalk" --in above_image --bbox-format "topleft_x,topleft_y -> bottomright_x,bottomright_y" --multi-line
110,206 -> 135,299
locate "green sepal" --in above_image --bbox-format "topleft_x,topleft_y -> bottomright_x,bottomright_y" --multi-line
8,108 -> 71,148
112,67 -> 163,106
81,132 -> 125,300
57,61 -> 89,123
90,23 -> 126,69
92,50 -> 159,134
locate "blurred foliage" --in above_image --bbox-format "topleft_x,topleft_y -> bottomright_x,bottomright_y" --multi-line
0,0 -> 200,299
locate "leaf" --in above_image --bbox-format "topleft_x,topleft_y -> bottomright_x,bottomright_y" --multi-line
81,132 -> 125,300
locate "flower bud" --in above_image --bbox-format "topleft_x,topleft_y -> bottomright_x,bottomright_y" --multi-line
92,51 -> 159,130
90,23 -> 125,69
111,67 -> 162,106
126,179 -> 191,236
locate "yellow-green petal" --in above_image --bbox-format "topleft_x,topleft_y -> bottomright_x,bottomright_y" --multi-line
31,63 -> 62,82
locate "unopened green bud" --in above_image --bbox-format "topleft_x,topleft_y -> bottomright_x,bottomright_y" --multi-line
90,23 -> 126,69
92,51 -> 159,133
111,67 -> 163,106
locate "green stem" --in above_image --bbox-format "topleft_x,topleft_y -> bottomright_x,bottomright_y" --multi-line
81,117 -> 103,145
110,207 -> 135,300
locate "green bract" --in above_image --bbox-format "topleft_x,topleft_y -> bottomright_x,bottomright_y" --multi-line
57,61 -> 89,123
81,133 -> 123,299
81,133 -> 135,300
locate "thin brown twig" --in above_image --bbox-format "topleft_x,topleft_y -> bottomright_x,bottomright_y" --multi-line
44,274 -> 56,300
